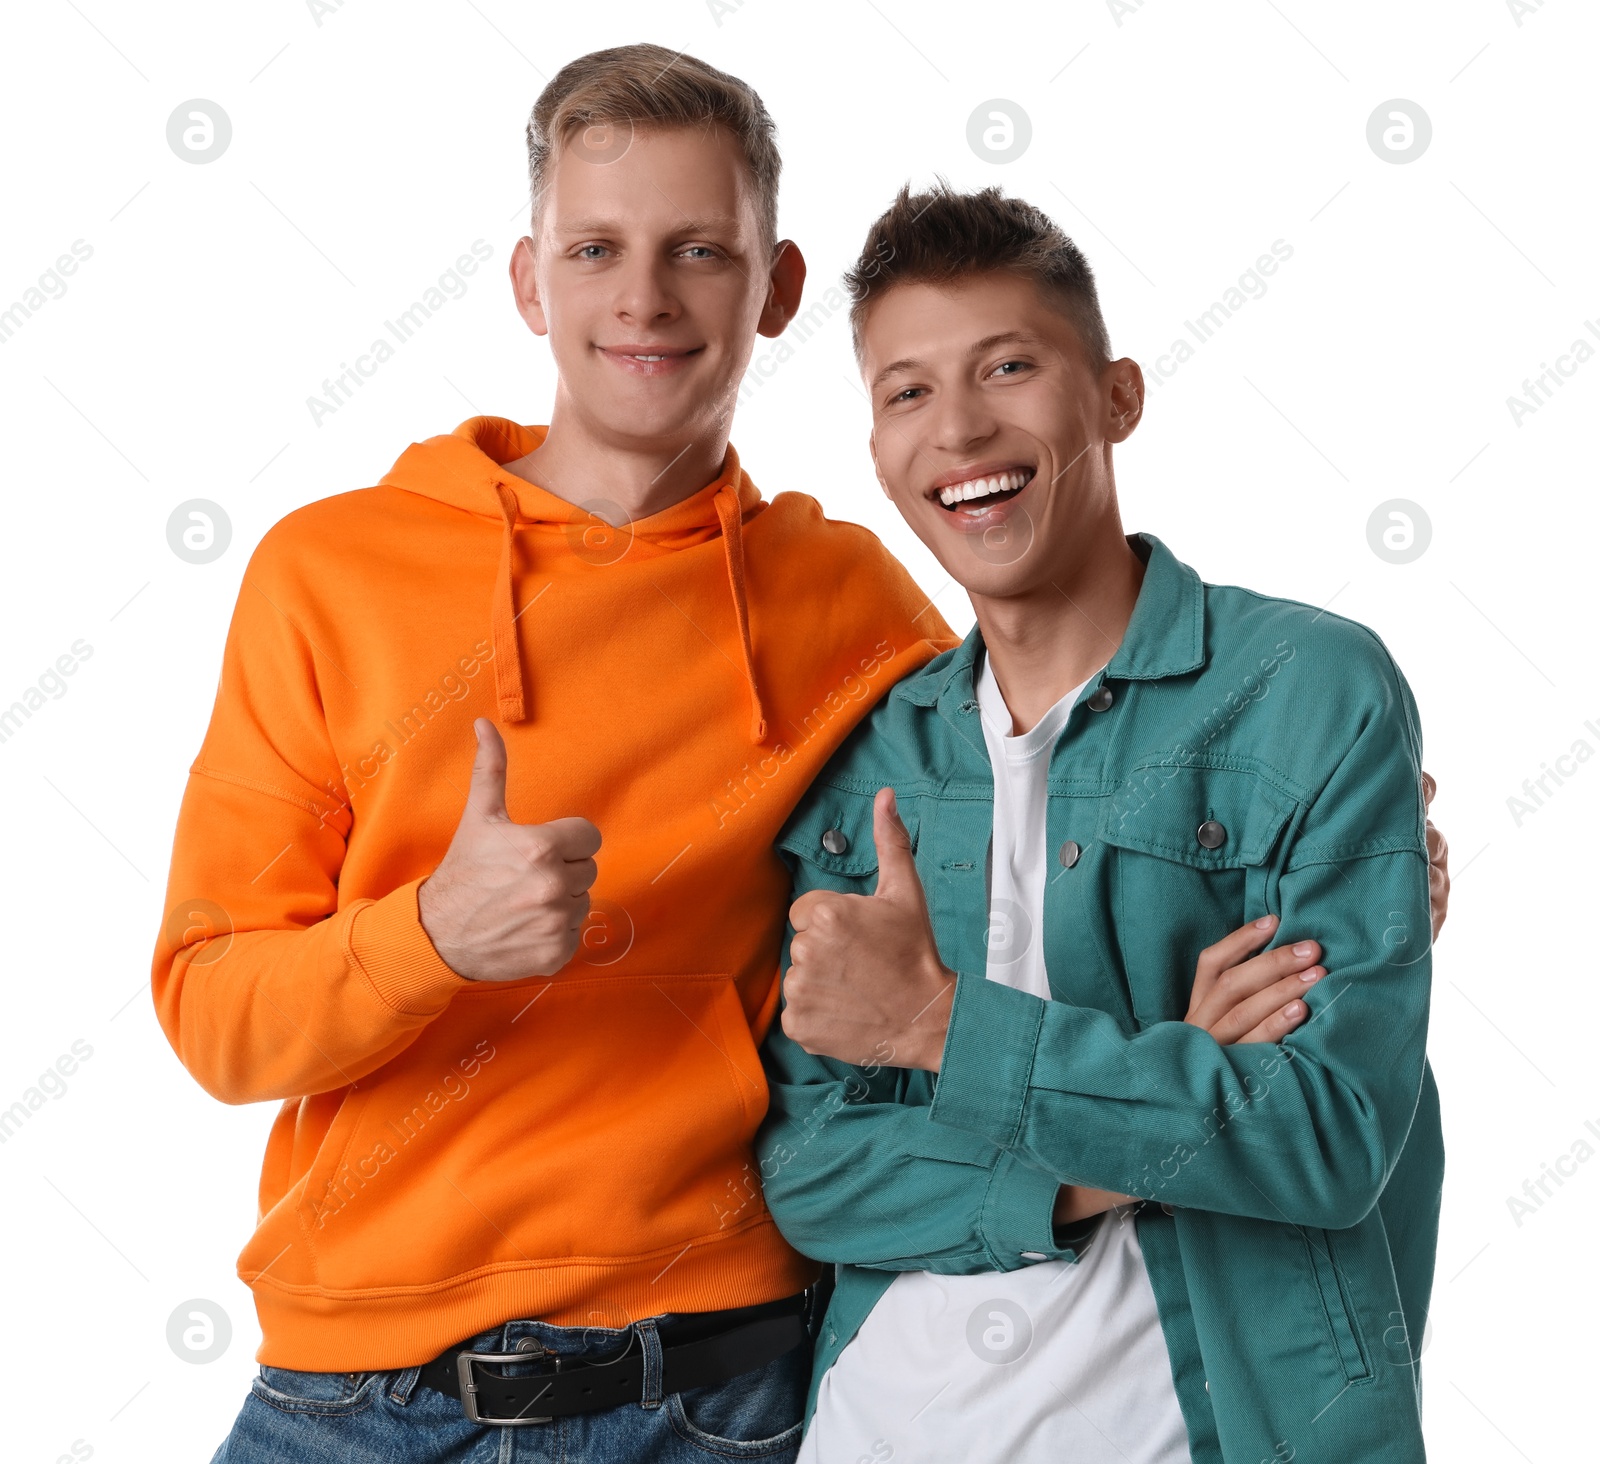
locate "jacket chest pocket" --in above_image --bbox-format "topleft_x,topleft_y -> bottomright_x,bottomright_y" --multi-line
1095,762 -> 1297,1027
775,787 -> 922,898
775,785 -> 997,1023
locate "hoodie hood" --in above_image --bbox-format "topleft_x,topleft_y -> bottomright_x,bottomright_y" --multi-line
380,417 -> 768,741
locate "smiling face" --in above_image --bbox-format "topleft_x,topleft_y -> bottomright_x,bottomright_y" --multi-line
862,271 -> 1144,599
513,125 -> 802,454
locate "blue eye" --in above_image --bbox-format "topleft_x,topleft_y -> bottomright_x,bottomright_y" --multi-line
577,245 -> 608,260
992,360 -> 1031,377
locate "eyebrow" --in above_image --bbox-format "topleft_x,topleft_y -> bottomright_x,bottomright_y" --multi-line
552,213 -> 745,238
869,330 -> 1048,391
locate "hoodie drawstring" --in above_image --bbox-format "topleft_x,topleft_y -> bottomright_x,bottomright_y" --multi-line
489,481 -> 528,723
715,483 -> 767,744
486,473 -> 763,742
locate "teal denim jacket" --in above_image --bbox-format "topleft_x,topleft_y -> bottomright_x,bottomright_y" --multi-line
757,534 -> 1442,1463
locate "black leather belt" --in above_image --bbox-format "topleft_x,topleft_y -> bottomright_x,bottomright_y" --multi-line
418,1291 -> 810,1426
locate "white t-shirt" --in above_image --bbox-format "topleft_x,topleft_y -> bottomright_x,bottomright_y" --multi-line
798,653 -> 1192,1464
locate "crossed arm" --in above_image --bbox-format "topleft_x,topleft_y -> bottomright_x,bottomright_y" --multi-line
758,743 -> 1445,1264
760,900 -> 1340,1269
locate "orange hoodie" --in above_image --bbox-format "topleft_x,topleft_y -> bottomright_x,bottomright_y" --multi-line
152,418 -> 957,1371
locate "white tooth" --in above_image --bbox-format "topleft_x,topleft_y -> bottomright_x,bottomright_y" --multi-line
939,487 -> 955,506
965,482 -> 981,500
984,476 -> 1001,496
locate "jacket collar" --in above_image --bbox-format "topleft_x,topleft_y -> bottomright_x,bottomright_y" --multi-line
896,533 -> 1206,711
1106,533 -> 1206,681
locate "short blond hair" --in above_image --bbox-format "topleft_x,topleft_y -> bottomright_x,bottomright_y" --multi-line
527,44 -> 781,249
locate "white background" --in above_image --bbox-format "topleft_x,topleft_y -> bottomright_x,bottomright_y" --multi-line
1,1 -> 1595,1459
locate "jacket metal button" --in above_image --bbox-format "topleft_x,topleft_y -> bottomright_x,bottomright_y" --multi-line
1058,840 -> 1082,869
1161,1202 -> 1176,1216
1086,685 -> 1114,712
1196,820 -> 1226,850
1020,1251 -> 1047,1261
821,828 -> 849,855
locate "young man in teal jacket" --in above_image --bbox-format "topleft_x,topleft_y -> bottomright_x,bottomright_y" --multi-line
758,186 -> 1442,1463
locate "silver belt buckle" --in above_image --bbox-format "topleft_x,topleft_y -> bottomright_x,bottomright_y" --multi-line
455,1348 -> 560,1426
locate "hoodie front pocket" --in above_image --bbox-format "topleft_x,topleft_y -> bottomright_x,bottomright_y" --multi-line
287,973 -> 771,1293
292,1087 -> 372,1241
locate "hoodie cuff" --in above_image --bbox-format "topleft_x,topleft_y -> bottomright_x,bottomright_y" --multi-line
347,877 -> 468,1016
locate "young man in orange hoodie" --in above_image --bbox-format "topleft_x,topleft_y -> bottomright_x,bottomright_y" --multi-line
157,45 -> 1447,1464
161,46 -> 926,1463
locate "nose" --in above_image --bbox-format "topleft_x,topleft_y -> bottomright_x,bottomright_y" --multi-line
927,383 -> 997,457
612,253 -> 680,330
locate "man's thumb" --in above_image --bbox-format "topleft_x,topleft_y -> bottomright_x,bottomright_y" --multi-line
872,786 -> 922,903
465,718 -> 510,821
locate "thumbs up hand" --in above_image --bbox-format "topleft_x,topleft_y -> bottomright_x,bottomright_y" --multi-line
781,787 -> 955,1072
418,719 -> 602,982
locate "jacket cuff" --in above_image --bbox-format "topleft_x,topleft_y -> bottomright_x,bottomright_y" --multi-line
929,972 -> 1044,1149
346,877 -> 468,1015
980,1150 -> 1084,1265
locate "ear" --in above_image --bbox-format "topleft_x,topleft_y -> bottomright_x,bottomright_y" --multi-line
757,240 -> 807,339
509,236 -> 549,338
1104,357 -> 1145,443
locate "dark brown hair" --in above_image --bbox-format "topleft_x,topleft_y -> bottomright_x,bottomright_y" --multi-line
526,44 -> 781,250
846,183 -> 1112,369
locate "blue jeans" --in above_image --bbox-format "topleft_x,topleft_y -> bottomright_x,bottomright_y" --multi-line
211,1310 -> 810,1463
